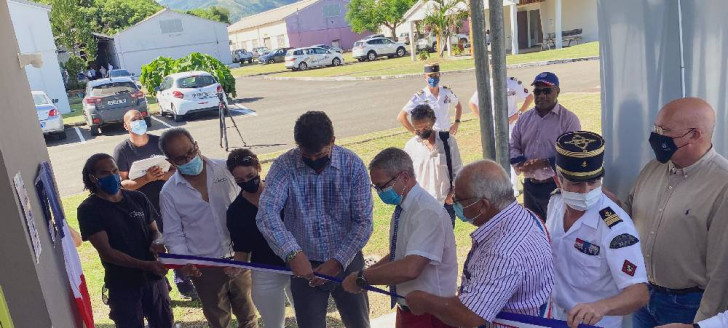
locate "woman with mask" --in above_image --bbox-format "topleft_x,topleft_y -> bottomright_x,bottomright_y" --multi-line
545,131 -> 648,328
225,149 -> 294,328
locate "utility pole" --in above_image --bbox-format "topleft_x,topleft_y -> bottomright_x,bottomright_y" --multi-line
489,0 -> 510,172
470,0 -> 495,160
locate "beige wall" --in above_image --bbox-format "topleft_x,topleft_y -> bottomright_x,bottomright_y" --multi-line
228,21 -> 290,50
0,1 -> 79,327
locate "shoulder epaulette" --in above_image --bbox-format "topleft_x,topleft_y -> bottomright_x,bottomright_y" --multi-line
442,85 -> 450,89
599,206 -> 623,228
416,90 -> 425,95
551,188 -> 561,196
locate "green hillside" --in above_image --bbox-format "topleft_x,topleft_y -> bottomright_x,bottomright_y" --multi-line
157,0 -> 298,22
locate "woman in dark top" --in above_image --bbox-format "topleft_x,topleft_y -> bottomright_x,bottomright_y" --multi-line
226,149 -> 294,328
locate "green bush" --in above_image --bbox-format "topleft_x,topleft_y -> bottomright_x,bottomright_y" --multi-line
418,50 -> 430,61
64,55 -> 86,90
140,53 -> 236,98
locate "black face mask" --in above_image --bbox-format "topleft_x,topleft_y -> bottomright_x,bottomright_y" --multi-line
649,131 -> 691,163
238,176 -> 261,193
416,129 -> 433,139
302,156 -> 330,171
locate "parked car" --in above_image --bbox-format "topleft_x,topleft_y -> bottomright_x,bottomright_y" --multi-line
416,32 -> 470,52
311,44 -> 343,53
155,71 -> 227,122
352,37 -> 407,61
364,34 -> 385,39
232,49 -> 254,64
83,77 -> 149,136
108,69 -> 142,88
258,48 -> 291,64
32,91 -> 66,139
252,47 -> 270,58
285,47 -> 344,71
398,32 -> 410,45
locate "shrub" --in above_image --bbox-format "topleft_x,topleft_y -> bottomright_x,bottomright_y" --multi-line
140,53 -> 236,98
418,50 -> 430,61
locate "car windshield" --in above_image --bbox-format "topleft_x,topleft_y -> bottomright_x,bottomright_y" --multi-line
177,75 -> 216,88
32,94 -> 51,106
109,70 -> 131,77
90,82 -> 137,97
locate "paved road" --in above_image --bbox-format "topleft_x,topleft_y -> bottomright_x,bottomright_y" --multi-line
48,60 -> 601,196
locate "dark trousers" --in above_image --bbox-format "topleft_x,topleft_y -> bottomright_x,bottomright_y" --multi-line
523,179 -> 556,222
291,252 -> 370,328
443,203 -> 455,227
107,278 -> 173,328
633,285 -> 703,328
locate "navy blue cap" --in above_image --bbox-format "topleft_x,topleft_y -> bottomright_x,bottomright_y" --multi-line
555,131 -> 605,182
424,63 -> 440,73
531,72 -> 559,87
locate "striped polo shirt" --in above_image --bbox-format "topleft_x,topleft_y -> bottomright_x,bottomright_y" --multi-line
458,201 -> 554,323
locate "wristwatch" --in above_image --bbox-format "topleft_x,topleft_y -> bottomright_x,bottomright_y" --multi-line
285,250 -> 302,263
693,324 -> 701,328
355,270 -> 368,288
454,119 -> 461,123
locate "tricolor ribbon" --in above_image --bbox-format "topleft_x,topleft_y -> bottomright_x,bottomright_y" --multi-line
159,253 -> 600,328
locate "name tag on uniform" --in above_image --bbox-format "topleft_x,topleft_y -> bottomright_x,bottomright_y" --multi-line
574,238 -> 600,256
214,177 -> 228,184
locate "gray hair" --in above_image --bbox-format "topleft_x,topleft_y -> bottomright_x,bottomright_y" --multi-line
369,147 -> 416,179
457,160 -> 515,211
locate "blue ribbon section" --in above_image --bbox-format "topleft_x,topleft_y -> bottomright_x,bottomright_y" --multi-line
495,312 -> 600,328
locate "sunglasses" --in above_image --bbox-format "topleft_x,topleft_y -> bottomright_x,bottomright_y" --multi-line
533,88 -> 554,96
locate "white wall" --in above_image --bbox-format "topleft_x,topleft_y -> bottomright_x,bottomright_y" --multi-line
8,1 -> 71,114
114,10 -> 233,76
540,0 -> 598,43
228,21 -> 289,51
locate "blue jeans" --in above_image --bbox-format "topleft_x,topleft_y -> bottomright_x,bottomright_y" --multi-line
633,285 -> 703,328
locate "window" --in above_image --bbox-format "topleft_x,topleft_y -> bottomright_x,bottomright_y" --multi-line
90,82 -> 138,97
32,94 -> 51,106
277,35 -> 286,47
323,3 -> 341,17
176,75 -> 217,88
314,48 -> 327,54
159,19 -> 183,34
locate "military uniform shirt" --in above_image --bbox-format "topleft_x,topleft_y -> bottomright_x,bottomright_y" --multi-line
403,86 -> 459,131
546,193 -> 647,328
469,77 -> 530,131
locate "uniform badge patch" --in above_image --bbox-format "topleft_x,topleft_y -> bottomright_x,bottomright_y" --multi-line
622,260 -> 636,276
599,207 -> 623,228
610,233 -> 639,249
444,95 -> 451,104
574,238 -> 600,256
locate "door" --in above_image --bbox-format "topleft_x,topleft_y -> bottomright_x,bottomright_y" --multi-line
314,48 -> 329,67
263,37 -> 272,49
529,10 -> 543,46
517,11 -> 529,49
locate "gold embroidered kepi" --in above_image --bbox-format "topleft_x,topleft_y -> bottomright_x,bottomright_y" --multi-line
555,131 -> 605,181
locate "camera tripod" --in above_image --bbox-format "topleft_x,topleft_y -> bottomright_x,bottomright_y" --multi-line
218,92 -> 248,151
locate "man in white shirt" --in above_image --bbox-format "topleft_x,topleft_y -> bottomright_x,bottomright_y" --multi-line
469,76 -> 534,196
342,147 -> 458,328
159,128 -> 257,328
546,131 -> 648,328
399,63 -> 463,135
404,104 -> 463,226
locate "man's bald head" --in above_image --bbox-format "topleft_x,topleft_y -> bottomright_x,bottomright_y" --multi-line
124,110 -> 142,125
455,160 -> 515,211
657,97 -> 716,139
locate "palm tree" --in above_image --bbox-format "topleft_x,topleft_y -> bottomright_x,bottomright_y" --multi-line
422,0 -> 469,57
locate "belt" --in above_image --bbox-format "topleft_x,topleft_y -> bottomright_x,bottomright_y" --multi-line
397,304 -> 410,312
526,178 -> 553,184
649,283 -> 703,294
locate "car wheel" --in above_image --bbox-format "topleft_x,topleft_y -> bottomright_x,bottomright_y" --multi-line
396,47 -> 406,57
367,51 -> 376,61
90,124 -> 100,136
357,58 -> 364,62
56,131 -> 67,140
171,104 -> 184,122
298,62 -> 308,71
268,59 -> 275,64
332,58 -> 341,66
144,117 -> 152,128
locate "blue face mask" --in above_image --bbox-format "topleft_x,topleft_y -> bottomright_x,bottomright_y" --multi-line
177,155 -> 204,176
427,76 -> 440,88
377,186 -> 402,205
96,174 -> 121,195
130,119 -> 147,135
453,200 -> 483,224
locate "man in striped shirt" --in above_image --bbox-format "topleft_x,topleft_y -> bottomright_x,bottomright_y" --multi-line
406,160 -> 554,327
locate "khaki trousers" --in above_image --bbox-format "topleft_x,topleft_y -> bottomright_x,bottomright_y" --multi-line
192,267 -> 258,328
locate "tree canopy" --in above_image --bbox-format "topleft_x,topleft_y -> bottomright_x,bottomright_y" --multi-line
186,6 -> 231,24
346,0 -> 417,37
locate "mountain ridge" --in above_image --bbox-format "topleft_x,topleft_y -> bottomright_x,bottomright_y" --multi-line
156,0 -> 300,23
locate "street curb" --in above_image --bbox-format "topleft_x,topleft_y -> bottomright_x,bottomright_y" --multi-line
65,121 -> 87,128
257,56 -> 599,82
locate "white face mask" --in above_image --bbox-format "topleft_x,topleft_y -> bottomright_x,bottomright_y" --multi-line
561,186 -> 603,211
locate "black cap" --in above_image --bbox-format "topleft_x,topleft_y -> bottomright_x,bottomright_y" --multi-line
555,131 -> 605,182
424,63 -> 440,73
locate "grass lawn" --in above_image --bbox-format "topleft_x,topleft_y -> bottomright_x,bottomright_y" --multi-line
231,42 -> 599,79
63,92 -> 600,327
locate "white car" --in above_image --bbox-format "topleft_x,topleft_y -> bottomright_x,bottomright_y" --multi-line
155,71 -> 228,122
352,37 -> 407,61
285,47 -> 344,71
33,91 -> 66,139
417,32 -> 470,52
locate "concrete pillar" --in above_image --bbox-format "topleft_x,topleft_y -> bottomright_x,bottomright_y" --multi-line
0,1 -> 79,327
409,21 -> 416,61
510,4 -> 519,54
555,0 -> 563,48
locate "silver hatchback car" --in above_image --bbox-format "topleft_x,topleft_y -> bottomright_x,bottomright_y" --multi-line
33,91 -> 66,139
83,77 -> 150,136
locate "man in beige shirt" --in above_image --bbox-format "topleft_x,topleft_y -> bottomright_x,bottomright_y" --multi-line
626,97 -> 728,328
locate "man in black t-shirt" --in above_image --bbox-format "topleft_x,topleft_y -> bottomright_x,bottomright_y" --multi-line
113,110 -> 198,300
77,153 -> 173,328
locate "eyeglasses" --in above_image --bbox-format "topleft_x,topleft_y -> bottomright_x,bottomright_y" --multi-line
170,144 -> 199,165
533,88 -> 554,96
652,125 -> 695,137
371,173 -> 401,192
